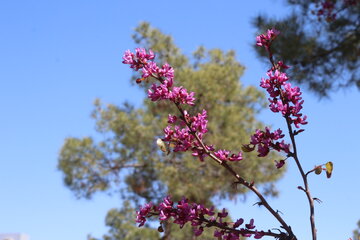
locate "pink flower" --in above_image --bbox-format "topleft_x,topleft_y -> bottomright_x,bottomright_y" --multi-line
275,159 -> 285,169
228,152 -> 243,161
148,83 -> 171,101
256,30 -> 307,128
135,48 -> 154,62
260,69 -> 307,128
247,127 -> 290,157
122,48 -> 155,71
162,110 -> 212,161
191,145 -> 214,162
135,202 -> 153,227
168,114 -> 177,124
233,218 -> 244,228
136,196 -> 263,239
142,61 -> 159,78
214,149 -> 230,161
190,109 -> 208,135
158,63 -> 174,86
217,208 -> 228,218
245,219 -> 256,229
276,61 -> 290,70
122,49 -> 196,106
170,86 -> 196,105
214,149 -> 230,160
213,149 -> 242,162
256,28 -> 280,49
122,50 -> 134,65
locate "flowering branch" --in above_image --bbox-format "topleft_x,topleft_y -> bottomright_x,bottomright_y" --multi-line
136,196 -> 285,239
121,27 -> 327,239
255,29 -> 319,240
122,46 -> 297,239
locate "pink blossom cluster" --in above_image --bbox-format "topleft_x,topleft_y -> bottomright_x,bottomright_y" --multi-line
163,110 -> 208,153
148,83 -> 195,105
123,49 -> 242,163
163,111 -> 242,162
256,28 -> 280,51
136,196 -> 265,239
214,149 -> 243,162
122,48 -> 155,71
260,69 -> 308,128
135,202 -> 153,227
244,127 -> 290,158
122,48 -> 195,105
256,29 -> 307,129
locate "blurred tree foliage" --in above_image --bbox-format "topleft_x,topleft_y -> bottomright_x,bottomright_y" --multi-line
354,220 -> 360,240
253,0 -> 359,97
59,22 -> 284,240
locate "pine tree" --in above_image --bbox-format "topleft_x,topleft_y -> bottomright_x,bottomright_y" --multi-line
253,0 -> 359,97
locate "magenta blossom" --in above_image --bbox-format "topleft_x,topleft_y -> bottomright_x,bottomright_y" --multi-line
256,30 -> 308,129
170,86 -> 196,105
214,149 -> 243,162
260,69 -> 307,128
245,127 -> 290,157
256,28 -> 280,50
275,159 -> 286,169
135,202 -> 154,227
123,48 -> 195,106
122,48 -> 155,71
162,109 -> 213,161
136,196 -> 264,239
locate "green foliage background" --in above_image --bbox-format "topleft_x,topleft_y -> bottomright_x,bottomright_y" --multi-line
354,220 -> 360,240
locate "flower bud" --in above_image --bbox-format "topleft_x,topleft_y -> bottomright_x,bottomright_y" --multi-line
314,166 -> 323,175
158,225 -> 164,232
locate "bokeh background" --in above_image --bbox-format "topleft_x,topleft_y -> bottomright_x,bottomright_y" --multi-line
1,0 -> 359,239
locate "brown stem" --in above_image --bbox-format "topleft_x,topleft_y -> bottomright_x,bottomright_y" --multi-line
200,217 -> 285,238
161,221 -> 172,240
150,211 -> 285,238
285,117 -> 317,240
175,103 -> 296,239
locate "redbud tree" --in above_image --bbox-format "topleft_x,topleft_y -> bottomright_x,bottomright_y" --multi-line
122,29 -> 334,240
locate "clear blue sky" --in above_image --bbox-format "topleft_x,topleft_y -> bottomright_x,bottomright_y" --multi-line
0,1 -> 359,240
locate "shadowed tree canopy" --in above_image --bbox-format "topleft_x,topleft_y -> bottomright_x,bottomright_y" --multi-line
58,22 -> 285,240
253,0 -> 360,97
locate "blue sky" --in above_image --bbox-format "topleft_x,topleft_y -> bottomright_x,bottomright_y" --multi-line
0,1 -> 359,240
